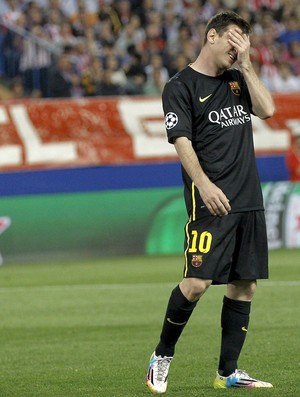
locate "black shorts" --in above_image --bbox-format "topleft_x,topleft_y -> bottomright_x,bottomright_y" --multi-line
183,210 -> 269,284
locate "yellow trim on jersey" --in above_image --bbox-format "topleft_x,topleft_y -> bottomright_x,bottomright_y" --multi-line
184,217 -> 191,277
191,182 -> 196,221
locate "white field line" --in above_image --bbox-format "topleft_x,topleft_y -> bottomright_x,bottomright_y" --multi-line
0,280 -> 299,294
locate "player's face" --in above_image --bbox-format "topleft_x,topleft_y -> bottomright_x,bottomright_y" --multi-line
212,24 -> 241,70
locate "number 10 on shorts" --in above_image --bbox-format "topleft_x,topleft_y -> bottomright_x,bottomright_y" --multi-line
188,230 -> 213,253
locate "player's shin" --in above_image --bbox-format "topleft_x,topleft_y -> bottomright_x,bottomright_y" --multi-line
218,296 -> 251,376
155,285 -> 198,357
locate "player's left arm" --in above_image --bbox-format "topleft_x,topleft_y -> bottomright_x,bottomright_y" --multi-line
228,28 -> 275,119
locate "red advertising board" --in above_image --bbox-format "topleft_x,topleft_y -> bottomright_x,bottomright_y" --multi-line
0,94 -> 299,171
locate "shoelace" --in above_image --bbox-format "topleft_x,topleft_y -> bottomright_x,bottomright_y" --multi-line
235,370 -> 258,385
232,369 -> 272,387
236,370 -> 250,378
156,357 -> 172,382
236,370 -> 257,381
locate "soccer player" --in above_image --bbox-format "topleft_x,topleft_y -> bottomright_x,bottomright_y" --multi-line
146,11 -> 275,393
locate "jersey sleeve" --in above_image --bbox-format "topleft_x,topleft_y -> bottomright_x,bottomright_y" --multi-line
162,79 -> 193,144
229,68 -> 253,114
236,68 -> 254,114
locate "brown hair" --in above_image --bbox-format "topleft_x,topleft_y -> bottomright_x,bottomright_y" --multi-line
203,11 -> 251,45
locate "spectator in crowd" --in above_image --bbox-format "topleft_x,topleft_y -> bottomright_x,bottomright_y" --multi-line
169,23 -> 193,58
115,14 -> 144,55
115,0 -> 132,26
201,0 -> 224,21
288,40 -> 300,75
104,53 -> 127,88
96,68 -> 123,96
143,66 -> 165,95
0,12 -> 25,79
70,38 -> 91,75
253,9 -> 283,38
274,0 -> 295,21
48,52 -> 80,97
141,18 -> 165,62
133,0 -> 157,26
125,69 -> 147,95
43,0 -> 66,22
168,52 -> 191,78
286,135 -> 300,181
278,15 -> 300,47
55,21 -> 77,50
44,8 -> 64,43
145,53 -> 169,85
81,56 -> 103,96
266,62 -> 300,92
9,76 -> 25,98
161,4 -> 181,54
0,0 -> 22,24
97,0 -> 122,36
19,25 -> 52,97
84,27 -> 101,57
123,46 -> 144,75
68,0 -> 98,30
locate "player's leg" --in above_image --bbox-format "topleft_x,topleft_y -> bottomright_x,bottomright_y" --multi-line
146,277 -> 210,394
146,213 -> 235,394
217,279 -> 256,377
156,277 -> 211,357
213,211 -> 272,388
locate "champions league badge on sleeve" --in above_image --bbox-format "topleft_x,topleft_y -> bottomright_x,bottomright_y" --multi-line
165,112 -> 178,129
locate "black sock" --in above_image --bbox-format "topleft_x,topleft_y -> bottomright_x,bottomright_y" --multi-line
155,285 -> 198,357
218,296 -> 251,377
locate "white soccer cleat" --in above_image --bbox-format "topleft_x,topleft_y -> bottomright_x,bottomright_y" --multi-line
146,352 -> 173,394
213,369 -> 273,388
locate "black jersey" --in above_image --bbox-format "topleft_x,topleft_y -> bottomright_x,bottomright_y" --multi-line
163,66 -> 264,217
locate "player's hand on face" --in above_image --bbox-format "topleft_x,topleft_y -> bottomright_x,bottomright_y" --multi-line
228,28 -> 250,68
198,180 -> 231,216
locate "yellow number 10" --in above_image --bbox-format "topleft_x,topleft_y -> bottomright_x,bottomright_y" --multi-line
189,230 -> 212,253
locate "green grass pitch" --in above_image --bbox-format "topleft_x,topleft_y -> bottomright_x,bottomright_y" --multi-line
0,249 -> 299,397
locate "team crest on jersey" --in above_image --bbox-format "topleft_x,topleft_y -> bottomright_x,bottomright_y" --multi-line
165,112 -> 178,129
229,81 -> 241,95
191,255 -> 203,267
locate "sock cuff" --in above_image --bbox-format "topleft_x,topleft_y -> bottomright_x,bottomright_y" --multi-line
171,285 -> 198,311
223,295 -> 251,315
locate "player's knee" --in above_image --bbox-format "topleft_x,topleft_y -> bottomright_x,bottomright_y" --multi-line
180,277 -> 212,302
227,279 -> 257,301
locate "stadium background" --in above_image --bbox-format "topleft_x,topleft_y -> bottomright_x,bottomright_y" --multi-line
0,0 -> 300,263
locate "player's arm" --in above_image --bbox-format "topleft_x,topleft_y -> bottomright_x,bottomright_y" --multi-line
174,136 -> 231,216
228,28 -> 275,119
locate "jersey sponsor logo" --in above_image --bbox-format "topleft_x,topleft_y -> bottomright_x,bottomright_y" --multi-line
191,254 -> 203,267
229,81 -> 241,95
208,105 -> 251,129
242,326 -> 248,332
165,112 -> 178,129
199,94 -> 213,103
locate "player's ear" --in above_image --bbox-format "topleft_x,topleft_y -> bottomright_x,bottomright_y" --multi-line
207,28 -> 217,44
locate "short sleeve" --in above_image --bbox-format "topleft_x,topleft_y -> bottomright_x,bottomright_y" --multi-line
162,79 -> 193,144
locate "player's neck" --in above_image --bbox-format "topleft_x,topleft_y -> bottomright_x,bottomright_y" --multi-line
190,51 -> 225,77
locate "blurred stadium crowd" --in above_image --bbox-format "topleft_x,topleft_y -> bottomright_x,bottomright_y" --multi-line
0,0 -> 300,99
